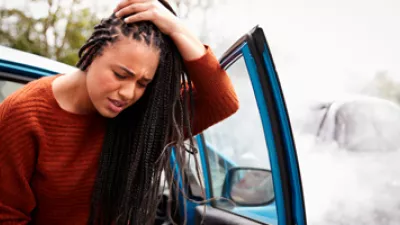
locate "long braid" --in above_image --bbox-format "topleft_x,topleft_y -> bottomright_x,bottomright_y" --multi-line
76,4 -> 200,224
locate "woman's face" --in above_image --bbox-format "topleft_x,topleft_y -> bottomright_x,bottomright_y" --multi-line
86,37 -> 160,118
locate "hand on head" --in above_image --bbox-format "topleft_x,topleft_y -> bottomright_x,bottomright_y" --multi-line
113,0 -> 182,36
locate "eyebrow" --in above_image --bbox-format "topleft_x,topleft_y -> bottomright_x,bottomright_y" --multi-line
118,65 -> 152,82
119,65 -> 135,76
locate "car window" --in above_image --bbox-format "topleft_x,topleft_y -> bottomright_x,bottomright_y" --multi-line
0,79 -> 24,103
201,56 -> 277,223
206,147 -> 233,196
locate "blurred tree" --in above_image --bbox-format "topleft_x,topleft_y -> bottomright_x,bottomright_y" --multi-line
171,0 -> 216,19
0,0 -> 221,65
169,0 -> 222,42
362,71 -> 400,105
0,0 -> 99,66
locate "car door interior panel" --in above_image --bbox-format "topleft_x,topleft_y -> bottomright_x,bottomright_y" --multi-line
194,206 -> 264,225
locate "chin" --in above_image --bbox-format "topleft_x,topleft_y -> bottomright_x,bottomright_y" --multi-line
97,107 -> 119,118
102,113 -> 118,118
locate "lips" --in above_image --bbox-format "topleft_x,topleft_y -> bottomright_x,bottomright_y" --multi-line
107,98 -> 128,113
110,99 -> 127,107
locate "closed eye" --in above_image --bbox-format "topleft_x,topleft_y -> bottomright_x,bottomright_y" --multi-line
114,71 -> 127,79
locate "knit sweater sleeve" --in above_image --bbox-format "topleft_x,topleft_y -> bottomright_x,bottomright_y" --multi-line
182,45 -> 239,136
0,96 -> 37,224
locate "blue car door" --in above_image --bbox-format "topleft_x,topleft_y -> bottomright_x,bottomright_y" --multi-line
172,26 -> 307,225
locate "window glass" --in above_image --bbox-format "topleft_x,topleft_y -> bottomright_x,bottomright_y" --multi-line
0,79 -> 24,102
202,56 -> 277,223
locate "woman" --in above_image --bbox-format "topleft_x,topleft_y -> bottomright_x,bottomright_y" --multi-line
0,0 -> 238,224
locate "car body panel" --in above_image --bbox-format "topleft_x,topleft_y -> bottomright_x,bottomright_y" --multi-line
0,45 -> 75,79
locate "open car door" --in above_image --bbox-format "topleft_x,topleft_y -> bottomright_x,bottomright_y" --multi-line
172,26 -> 307,225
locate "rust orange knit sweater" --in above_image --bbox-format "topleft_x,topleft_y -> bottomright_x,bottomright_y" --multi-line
0,47 -> 238,225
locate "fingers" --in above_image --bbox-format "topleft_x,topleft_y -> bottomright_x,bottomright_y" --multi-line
114,0 -> 149,13
114,0 -> 130,12
115,2 -> 153,18
123,10 -> 154,23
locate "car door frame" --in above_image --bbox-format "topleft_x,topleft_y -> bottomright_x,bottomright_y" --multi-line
252,26 -> 306,225
190,25 -> 307,225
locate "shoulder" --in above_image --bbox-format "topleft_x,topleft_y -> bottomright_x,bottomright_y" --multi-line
0,75 -> 58,122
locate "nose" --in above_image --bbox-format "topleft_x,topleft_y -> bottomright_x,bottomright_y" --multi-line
118,81 -> 136,101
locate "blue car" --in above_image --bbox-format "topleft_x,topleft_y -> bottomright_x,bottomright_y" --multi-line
0,26 -> 306,225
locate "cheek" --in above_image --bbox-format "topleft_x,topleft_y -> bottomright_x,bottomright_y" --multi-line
86,67 -> 119,101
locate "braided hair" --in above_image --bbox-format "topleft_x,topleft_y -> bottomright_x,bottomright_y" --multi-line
76,2 -> 199,225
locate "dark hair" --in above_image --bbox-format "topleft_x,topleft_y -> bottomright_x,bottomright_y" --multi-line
76,1 -> 201,224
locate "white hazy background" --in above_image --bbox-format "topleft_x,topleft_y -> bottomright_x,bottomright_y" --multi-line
2,0 -> 400,224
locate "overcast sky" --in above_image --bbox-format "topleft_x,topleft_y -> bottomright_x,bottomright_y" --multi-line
2,0 -> 399,100
205,0 -> 400,100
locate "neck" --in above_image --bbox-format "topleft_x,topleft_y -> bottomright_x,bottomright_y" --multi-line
53,70 -> 97,115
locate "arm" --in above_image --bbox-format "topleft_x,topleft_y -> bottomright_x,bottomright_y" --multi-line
0,98 -> 37,224
182,46 -> 239,135
156,10 -> 240,134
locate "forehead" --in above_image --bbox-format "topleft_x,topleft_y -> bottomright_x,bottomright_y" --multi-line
102,37 -> 160,75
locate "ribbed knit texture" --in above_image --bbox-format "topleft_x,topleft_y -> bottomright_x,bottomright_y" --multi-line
0,46 -> 238,224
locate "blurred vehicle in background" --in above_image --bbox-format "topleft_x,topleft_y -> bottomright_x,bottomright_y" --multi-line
299,95 -> 400,152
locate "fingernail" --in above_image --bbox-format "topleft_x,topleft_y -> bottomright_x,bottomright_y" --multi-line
115,12 -> 120,17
